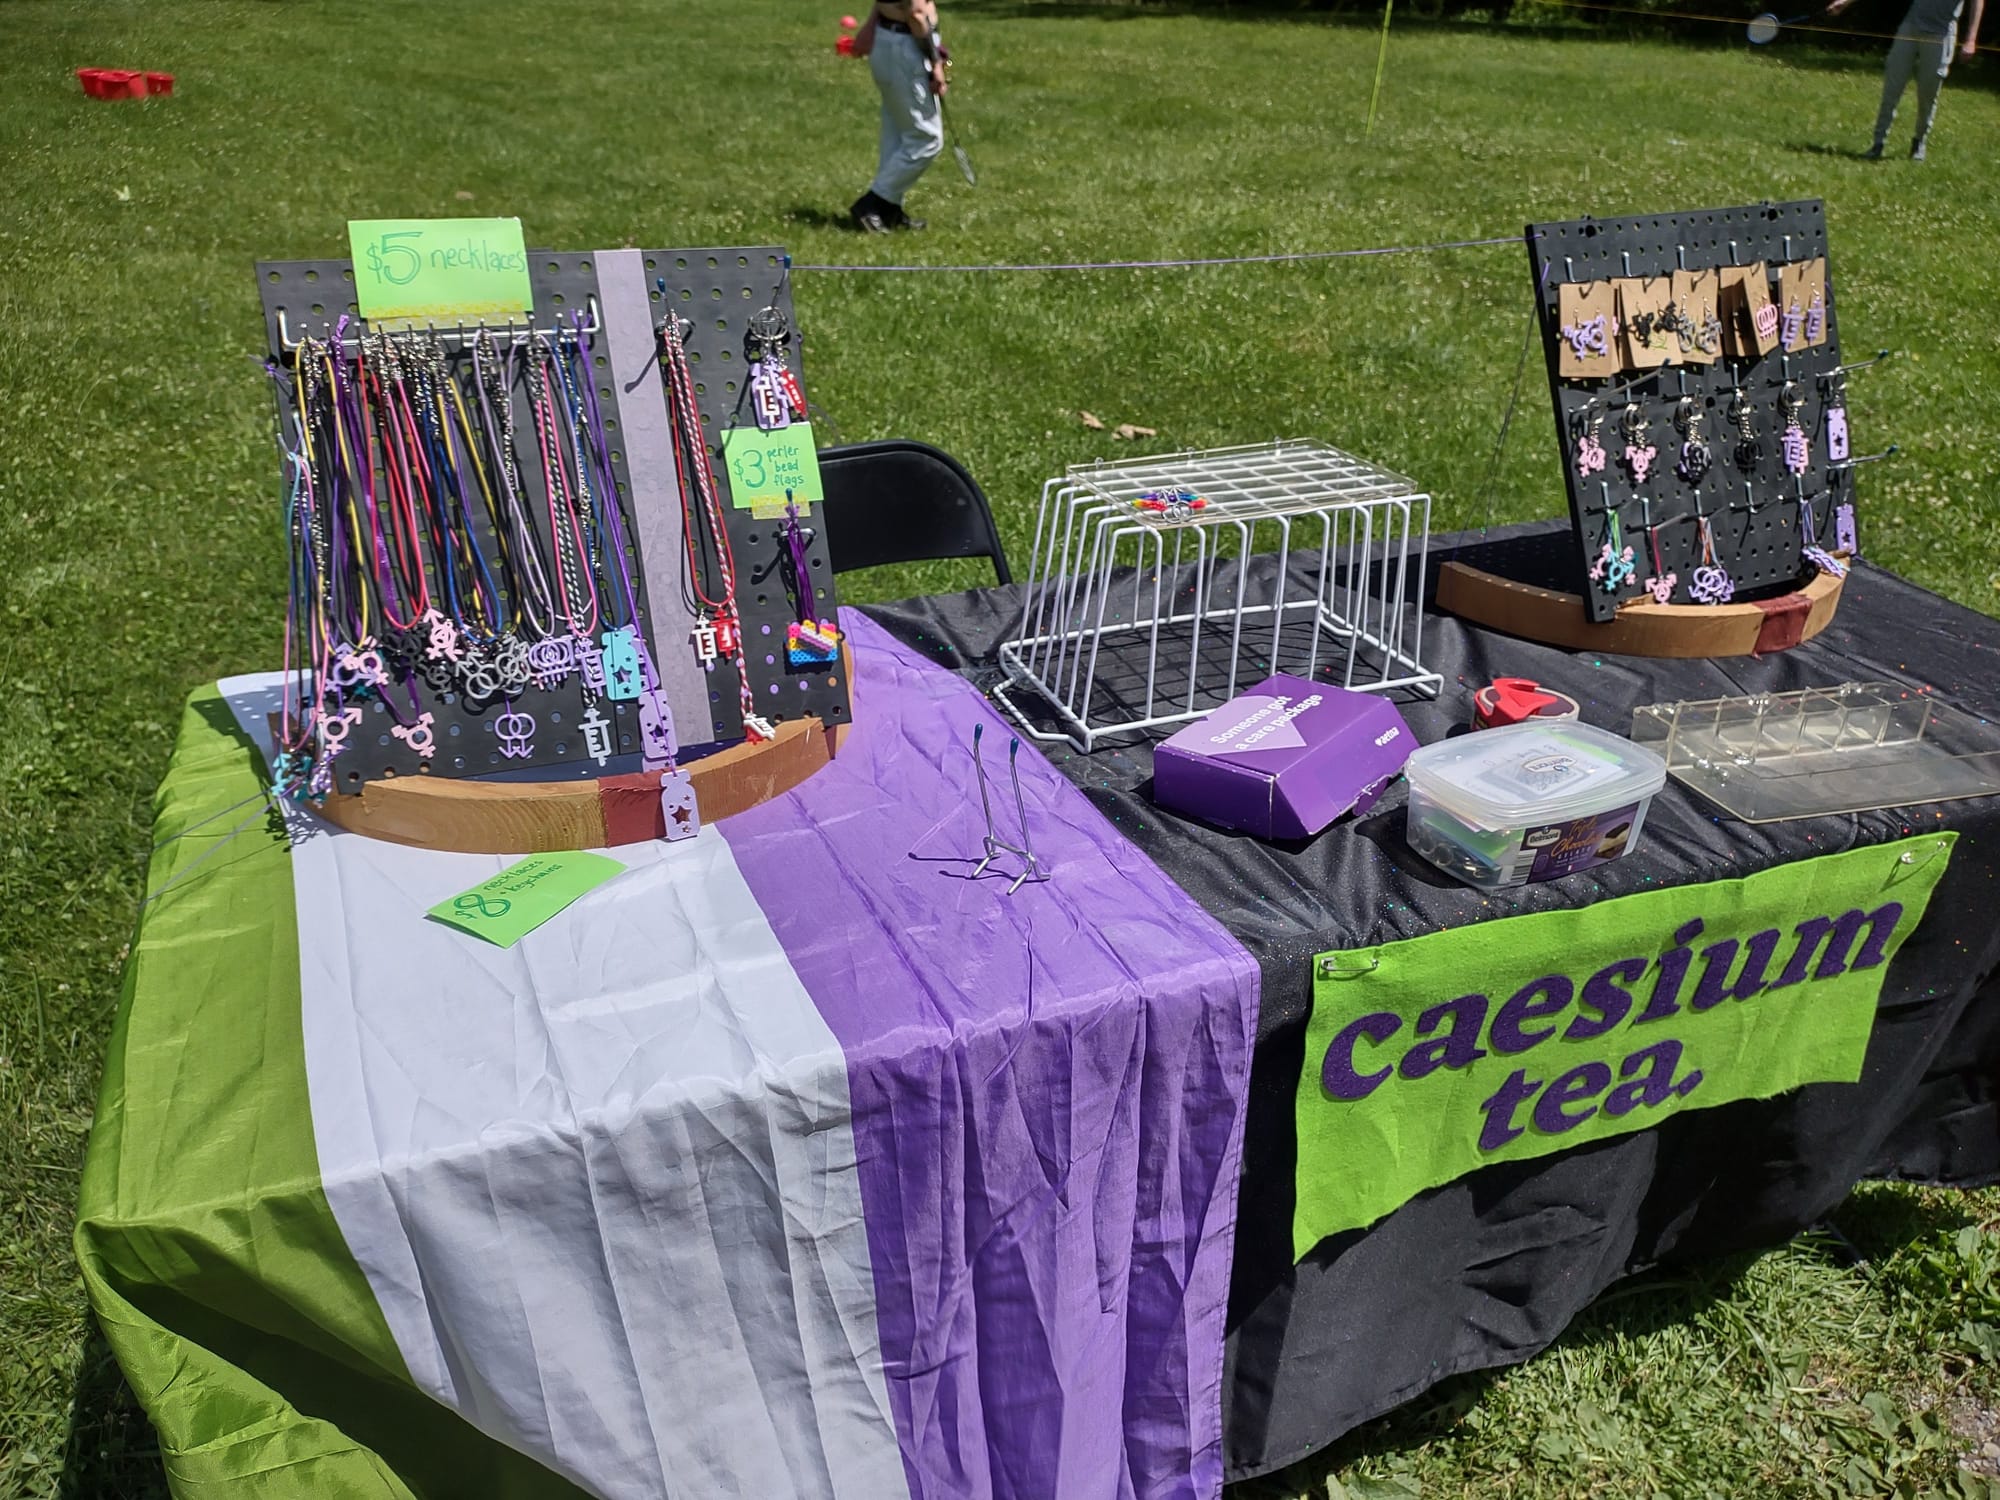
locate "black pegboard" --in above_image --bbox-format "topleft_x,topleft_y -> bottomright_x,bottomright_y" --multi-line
257,251 -> 653,786
1526,201 -> 1855,624
643,247 -> 851,747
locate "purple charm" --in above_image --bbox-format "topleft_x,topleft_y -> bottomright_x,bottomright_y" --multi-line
1678,441 -> 1710,483
1835,502 -> 1858,554
494,709 -> 535,759
1623,443 -> 1657,484
1576,433 -> 1607,477
1780,300 -> 1804,350
750,364 -> 791,431
1803,545 -> 1848,578
660,768 -> 701,842
527,635 -> 574,689
1782,424 -> 1810,476
1644,572 -> 1677,604
1690,564 -> 1735,605
638,688 -> 678,770
575,637 -> 606,697
1562,314 -> 1609,361
1805,291 -> 1825,344
1827,407 -> 1850,463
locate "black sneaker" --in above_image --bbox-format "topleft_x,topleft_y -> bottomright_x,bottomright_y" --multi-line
1862,140 -> 1885,160
895,212 -> 927,231
849,192 -> 893,233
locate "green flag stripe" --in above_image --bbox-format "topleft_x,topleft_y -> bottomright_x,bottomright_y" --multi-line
77,688 -> 585,1498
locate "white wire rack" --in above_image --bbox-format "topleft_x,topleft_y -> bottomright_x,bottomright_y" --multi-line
994,440 -> 1442,752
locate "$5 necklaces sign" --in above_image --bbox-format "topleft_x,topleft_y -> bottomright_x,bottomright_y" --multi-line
1291,835 -> 1955,1256
348,218 -> 532,329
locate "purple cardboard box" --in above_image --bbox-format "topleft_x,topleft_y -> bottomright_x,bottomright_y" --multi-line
1152,676 -> 1415,840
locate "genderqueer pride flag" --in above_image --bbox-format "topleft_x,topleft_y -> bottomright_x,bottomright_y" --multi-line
1293,834 -> 1955,1256
77,613 -> 1261,1500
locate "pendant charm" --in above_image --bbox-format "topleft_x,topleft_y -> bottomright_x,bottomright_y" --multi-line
1805,290 -> 1825,344
420,608 -> 463,664
601,626 -> 644,701
320,706 -> 364,757
1562,313 -> 1609,362
691,617 -> 719,666
575,637 -> 606,697
578,704 -> 615,767
786,618 -> 842,666
775,364 -> 807,417
390,711 -> 438,759
1827,406 -> 1850,463
1576,432 -> 1607,476
1643,572 -> 1677,605
495,632 -> 533,697
1618,405 -> 1654,485
1591,543 -> 1634,593
459,648 -> 503,708
1802,545 -> 1848,578
1782,424 -> 1810,475
660,768 -> 701,841
1779,299 -> 1804,350
743,712 -> 777,744
1690,564 -> 1735,605
1835,502 -> 1858,554
1753,301 -> 1780,343
638,688 -> 679,769
528,634 -> 574,689
494,708 -> 536,759
1624,444 -> 1657,484
714,612 -> 742,659
750,363 -> 791,431
272,749 -> 309,800
1679,442 -> 1710,482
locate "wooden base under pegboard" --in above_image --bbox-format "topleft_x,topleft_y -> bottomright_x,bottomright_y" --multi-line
1435,556 -> 1847,658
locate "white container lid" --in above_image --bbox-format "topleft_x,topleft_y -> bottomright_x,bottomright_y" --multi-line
1405,720 -> 1668,831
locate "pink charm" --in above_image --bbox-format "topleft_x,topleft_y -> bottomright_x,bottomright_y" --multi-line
1589,543 -> 1611,582
1623,444 -> 1657,484
1782,424 -> 1810,475
660,768 -> 701,842
1690,565 -> 1735,604
390,711 -> 437,759
1754,302 -> 1780,342
1827,407 -> 1850,462
1836,502 -> 1858,554
1780,300 -> 1804,350
1576,433 -> 1607,476
420,609 -> 462,663
1602,546 -> 1636,593
1644,573 -> 1677,604
494,709 -> 535,759
320,706 -> 364,756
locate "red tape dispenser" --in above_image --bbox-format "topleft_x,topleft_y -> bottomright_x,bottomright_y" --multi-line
1472,677 -> 1582,731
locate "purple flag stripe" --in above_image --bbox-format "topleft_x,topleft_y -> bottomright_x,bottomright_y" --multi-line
721,610 -> 1260,1500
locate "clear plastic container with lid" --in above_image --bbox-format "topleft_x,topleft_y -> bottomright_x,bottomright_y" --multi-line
1403,721 -> 1669,889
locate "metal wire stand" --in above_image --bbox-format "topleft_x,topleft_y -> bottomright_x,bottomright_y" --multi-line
995,440 -> 1442,752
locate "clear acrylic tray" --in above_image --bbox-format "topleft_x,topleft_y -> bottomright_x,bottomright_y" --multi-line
1630,682 -> 2000,822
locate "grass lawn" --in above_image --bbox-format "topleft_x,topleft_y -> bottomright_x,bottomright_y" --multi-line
2,0 -> 1998,1494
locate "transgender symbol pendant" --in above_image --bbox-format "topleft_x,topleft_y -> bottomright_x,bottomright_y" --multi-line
659,768 -> 701,842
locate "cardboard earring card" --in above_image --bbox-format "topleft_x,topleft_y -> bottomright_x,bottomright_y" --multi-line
1670,267 -> 1722,366
1778,257 -> 1829,350
1616,277 -> 1676,369
1720,263 -> 1781,358
1556,280 -> 1621,379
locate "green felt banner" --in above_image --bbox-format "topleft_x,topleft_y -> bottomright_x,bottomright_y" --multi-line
347,216 -> 531,328
1294,834 -> 1956,1258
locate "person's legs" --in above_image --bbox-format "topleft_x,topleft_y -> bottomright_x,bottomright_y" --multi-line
1909,25 -> 1955,156
1871,33 -> 1921,150
867,32 -> 944,210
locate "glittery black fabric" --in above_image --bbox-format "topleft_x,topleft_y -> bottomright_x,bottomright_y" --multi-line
860,522 -> 2000,1480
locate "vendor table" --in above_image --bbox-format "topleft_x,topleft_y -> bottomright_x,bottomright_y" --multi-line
80,526 -> 2000,1499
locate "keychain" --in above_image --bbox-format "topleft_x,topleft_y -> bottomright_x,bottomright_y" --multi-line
1780,383 -> 1810,476
1589,507 -> 1636,595
1728,388 -> 1760,472
1641,497 -> 1677,604
1620,404 -> 1656,485
1688,508 -> 1735,604
1674,399 -> 1711,484
1572,405 -> 1607,478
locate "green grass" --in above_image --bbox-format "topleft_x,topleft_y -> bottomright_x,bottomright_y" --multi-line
2,1 -> 1998,1495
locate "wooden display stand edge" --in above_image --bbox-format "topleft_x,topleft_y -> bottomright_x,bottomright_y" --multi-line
1435,556 -> 1848,659
309,648 -> 855,855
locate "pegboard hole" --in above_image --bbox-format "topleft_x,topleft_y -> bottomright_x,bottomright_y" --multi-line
676,257 -> 688,269
547,261 -> 560,274
342,268 -> 353,281
710,288 -> 722,301
305,269 -> 319,283
556,742 -> 569,755
706,256 -> 719,268
267,270 -> 281,283
737,255 -> 749,267
680,289 -> 692,302
725,380 -> 737,393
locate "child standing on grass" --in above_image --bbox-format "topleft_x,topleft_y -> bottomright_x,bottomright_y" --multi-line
850,0 -> 949,232
1827,0 -> 1984,159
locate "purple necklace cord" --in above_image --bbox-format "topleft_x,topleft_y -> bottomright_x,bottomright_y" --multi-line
785,233 -> 1516,275
783,500 -> 813,619
570,313 -> 641,630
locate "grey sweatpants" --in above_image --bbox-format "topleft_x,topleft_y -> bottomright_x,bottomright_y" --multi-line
1873,24 -> 1956,146
868,29 -> 944,206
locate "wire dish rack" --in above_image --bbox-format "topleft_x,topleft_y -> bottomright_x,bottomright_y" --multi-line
994,440 -> 1442,752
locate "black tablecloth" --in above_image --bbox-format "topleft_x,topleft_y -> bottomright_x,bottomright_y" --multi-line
862,523 -> 2000,1482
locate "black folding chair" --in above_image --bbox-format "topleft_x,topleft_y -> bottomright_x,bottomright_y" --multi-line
819,440 -> 1012,585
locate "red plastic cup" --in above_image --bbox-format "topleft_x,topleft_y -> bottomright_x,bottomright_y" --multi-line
76,67 -> 106,98
145,71 -> 174,96
841,13 -> 859,26
834,33 -> 856,54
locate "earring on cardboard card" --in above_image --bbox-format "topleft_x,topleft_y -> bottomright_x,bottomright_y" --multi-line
1572,404 -> 1607,477
1688,509 -> 1735,604
1674,399 -> 1711,483
1561,310 -> 1611,364
1620,403 -> 1657,485
1781,382 -> 1810,476
1695,299 -> 1723,356
1728,388 -> 1760,472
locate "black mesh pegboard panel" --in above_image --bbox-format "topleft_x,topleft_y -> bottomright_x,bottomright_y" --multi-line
1525,201 -> 1854,624
642,247 -> 852,746
257,251 -> 653,786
